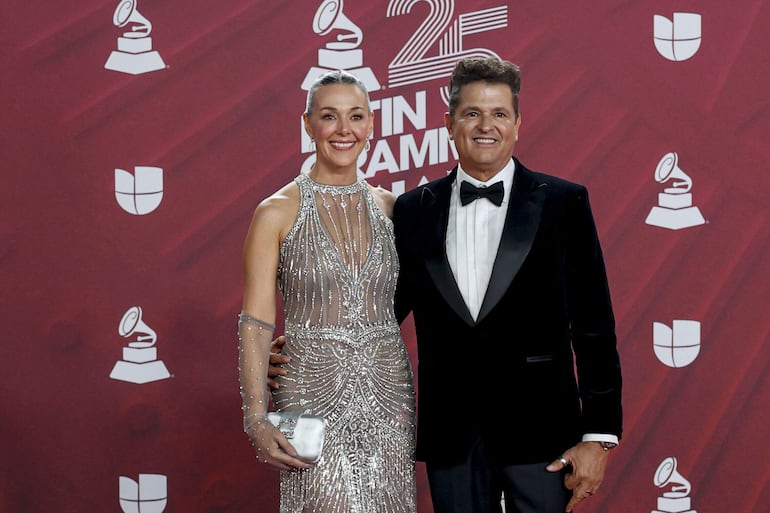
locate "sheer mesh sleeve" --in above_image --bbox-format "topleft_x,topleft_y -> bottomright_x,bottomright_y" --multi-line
237,311 -> 275,437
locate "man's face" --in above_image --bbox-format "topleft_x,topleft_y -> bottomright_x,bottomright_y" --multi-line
445,81 -> 521,180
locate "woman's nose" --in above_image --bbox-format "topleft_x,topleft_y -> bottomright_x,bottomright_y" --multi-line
337,119 -> 352,134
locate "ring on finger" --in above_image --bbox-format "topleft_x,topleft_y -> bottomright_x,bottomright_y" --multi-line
559,457 -> 569,466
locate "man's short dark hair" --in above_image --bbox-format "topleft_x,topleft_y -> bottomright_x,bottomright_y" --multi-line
447,57 -> 521,118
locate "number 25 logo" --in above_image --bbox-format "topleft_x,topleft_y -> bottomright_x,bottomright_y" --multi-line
387,0 -> 508,103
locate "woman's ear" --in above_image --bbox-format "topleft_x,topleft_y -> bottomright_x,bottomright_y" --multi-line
302,113 -> 312,139
369,111 -> 376,137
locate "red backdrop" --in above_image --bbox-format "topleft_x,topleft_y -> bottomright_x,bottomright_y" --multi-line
2,0 -> 769,512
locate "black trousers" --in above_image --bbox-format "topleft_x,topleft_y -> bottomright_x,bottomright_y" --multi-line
426,436 -> 571,513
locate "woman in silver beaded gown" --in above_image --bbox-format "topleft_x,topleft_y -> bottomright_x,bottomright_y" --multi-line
237,69 -> 416,513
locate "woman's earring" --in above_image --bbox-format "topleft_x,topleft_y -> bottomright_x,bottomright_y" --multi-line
365,139 -> 371,152
309,139 -> 316,152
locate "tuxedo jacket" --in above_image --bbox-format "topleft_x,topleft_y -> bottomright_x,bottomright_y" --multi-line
393,157 -> 622,465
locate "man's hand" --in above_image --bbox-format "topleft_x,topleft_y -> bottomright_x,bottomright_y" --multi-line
267,335 -> 289,390
546,441 -> 609,512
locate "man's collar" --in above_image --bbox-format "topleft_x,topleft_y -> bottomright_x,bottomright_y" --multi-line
456,159 -> 516,197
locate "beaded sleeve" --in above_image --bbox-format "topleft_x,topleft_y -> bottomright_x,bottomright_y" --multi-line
237,311 -> 276,433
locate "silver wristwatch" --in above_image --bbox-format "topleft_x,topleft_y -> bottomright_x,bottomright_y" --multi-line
597,441 -> 617,451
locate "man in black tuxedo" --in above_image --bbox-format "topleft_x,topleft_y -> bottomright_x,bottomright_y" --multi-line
392,57 -> 622,513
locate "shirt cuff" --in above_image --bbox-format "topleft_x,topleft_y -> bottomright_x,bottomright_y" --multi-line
582,433 -> 619,445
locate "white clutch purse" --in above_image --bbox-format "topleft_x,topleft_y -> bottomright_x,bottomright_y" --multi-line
267,412 -> 326,463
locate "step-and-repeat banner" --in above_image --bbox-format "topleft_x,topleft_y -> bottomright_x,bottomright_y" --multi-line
2,0 -> 769,511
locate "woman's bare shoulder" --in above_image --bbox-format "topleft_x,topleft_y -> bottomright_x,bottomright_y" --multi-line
249,180 -> 301,238
258,181 -> 299,211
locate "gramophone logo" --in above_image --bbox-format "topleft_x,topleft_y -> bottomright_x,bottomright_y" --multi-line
109,306 -> 171,384
653,12 -> 701,62
119,474 -> 167,513
652,457 -> 697,513
115,166 -> 163,215
105,0 -> 166,75
653,320 -> 701,368
645,152 -> 705,230
301,0 -> 380,92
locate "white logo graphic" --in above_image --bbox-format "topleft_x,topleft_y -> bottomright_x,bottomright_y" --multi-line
653,320 -> 701,368
387,1 -> 508,103
115,166 -> 163,215
652,457 -> 697,513
645,152 -> 705,230
105,0 -> 166,74
302,0 -> 380,92
119,474 -> 167,513
110,306 -> 171,384
653,13 -> 701,61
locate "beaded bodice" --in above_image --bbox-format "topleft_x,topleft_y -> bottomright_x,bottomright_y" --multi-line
278,173 -> 398,331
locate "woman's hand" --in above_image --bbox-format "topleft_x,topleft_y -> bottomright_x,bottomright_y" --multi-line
247,419 -> 312,471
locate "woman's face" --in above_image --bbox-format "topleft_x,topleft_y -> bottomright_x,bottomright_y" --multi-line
304,83 -> 373,172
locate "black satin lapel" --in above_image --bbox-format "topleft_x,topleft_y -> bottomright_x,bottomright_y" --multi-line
421,172 -> 476,326
476,173 -> 547,323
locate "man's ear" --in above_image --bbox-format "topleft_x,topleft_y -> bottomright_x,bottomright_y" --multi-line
444,112 -> 454,139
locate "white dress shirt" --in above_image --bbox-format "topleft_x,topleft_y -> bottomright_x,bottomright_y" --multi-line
446,160 -> 515,321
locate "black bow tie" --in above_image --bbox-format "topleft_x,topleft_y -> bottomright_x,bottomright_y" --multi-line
460,180 -> 504,206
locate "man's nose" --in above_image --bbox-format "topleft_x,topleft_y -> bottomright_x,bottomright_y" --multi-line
478,113 -> 495,129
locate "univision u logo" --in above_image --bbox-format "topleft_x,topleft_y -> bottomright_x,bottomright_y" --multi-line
115,166 -> 163,215
119,474 -> 167,513
653,12 -> 701,61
